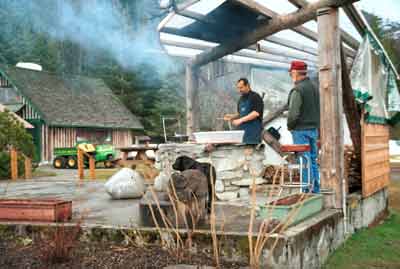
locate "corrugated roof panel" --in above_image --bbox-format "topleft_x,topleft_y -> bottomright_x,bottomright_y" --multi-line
186,0 -> 226,15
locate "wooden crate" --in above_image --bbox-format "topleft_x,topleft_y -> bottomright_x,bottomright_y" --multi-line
0,199 -> 72,222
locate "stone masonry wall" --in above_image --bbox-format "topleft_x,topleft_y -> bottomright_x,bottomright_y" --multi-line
155,143 -> 283,201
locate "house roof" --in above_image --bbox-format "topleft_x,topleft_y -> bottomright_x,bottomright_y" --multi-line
0,103 -> 34,129
0,65 -> 143,130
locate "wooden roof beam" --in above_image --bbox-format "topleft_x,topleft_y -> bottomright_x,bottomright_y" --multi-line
190,0 -> 360,68
265,36 -> 318,56
235,0 -> 319,42
161,32 -> 318,62
342,4 -> 366,35
249,42 -> 318,63
288,0 -> 360,50
236,0 -> 356,57
161,38 -> 318,65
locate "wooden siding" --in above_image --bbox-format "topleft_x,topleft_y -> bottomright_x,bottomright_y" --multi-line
0,73 -> 40,120
361,122 -> 390,198
41,126 -> 77,162
20,95 -> 41,120
112,130 -> 133,148
40,127 -> 133,162
0,75 -> 10,87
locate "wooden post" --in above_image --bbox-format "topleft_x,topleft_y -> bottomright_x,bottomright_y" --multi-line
24,157 -> 32,180
185,64 -> 199,136
318,7 -> 344,209
10,147 -> 18,180
77,148 -> 84,180
89,155 -> 96,180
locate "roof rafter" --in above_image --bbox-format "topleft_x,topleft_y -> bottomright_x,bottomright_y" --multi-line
189,0 -> 360,68
235,0 -> 356,58
288,0 -> 360,50
161,38 -> 318,65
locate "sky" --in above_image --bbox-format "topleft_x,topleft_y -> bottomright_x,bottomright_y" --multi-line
356,0 -> 400,22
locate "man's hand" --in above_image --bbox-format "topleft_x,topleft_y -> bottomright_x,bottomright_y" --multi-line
223,114 -> 234,121
232,118 -> 243,126
224,113 -> 239,121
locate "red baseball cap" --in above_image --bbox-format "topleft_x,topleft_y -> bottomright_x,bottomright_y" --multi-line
289,60 -> 307,72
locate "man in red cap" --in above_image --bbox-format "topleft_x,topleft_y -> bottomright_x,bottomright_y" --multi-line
287,60 -> 320,193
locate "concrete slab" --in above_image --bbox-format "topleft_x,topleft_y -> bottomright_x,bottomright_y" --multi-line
0,167 -> 286,232
0,172 -> 142,227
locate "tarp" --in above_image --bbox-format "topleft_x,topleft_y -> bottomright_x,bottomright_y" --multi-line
350,31 -> 400,125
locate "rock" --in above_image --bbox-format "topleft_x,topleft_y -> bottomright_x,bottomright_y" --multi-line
215,180 -> 224,193
216,191 -> 239,201
231,177 -> 266,186
217,170 -> 243,180
224,185 -> 240,192
239,187 -> 249,198
214,157 -> 245,171
105,168 -> 146,199
248,161 -> 265,177
154,172 -> 170,192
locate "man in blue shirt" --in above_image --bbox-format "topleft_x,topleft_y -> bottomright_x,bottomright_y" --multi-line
224,78 -> 264,144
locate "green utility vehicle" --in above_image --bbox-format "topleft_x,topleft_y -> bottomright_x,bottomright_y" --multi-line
53,144 -> 117,169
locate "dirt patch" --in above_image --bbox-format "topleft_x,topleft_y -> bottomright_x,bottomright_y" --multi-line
0,236 -> 245,269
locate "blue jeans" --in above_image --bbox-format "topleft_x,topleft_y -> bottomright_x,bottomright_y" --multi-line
291,129 -> 320,193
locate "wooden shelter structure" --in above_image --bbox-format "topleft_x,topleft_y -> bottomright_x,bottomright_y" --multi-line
158,0 -> 400,208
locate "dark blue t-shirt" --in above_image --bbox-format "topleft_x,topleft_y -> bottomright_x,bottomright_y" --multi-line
237,91 -> 264,144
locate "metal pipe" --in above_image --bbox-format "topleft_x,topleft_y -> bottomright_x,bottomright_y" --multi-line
162,117 -> 168,143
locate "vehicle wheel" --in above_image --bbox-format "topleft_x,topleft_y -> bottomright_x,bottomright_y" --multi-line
53,157 -> 66,169
66,156 -> 77,169
104,155 -> 115,169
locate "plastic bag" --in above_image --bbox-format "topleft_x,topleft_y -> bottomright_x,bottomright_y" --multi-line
104,168 -> 145,199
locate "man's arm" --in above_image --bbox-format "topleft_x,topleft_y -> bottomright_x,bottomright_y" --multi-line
232,111 -> 259,126
223,113 -> 240,121
287,90 -> 302,130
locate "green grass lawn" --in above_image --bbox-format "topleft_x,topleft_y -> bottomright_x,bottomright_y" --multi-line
323,212 -> 400,269
324,179 -> 400,269
83,168 -> 119,180
32,169 -> 57,178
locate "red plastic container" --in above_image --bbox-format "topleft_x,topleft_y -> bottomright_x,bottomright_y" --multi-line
0,199 -> 72,222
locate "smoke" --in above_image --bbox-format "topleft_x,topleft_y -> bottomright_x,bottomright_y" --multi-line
1,0 -> 176,74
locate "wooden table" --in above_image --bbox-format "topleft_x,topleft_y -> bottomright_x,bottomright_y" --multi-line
118,145 -> 159,162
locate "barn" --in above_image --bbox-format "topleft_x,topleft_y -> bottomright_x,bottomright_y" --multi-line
0,64 -> 143,163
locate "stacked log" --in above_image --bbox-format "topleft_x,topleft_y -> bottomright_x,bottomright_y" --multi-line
344,145 -> 362,192
263,145 -> 362,192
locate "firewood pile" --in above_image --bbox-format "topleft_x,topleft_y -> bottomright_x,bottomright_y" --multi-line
263,165 -> 300,184
263,145 -> 362,192
344,145 -> 362,192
